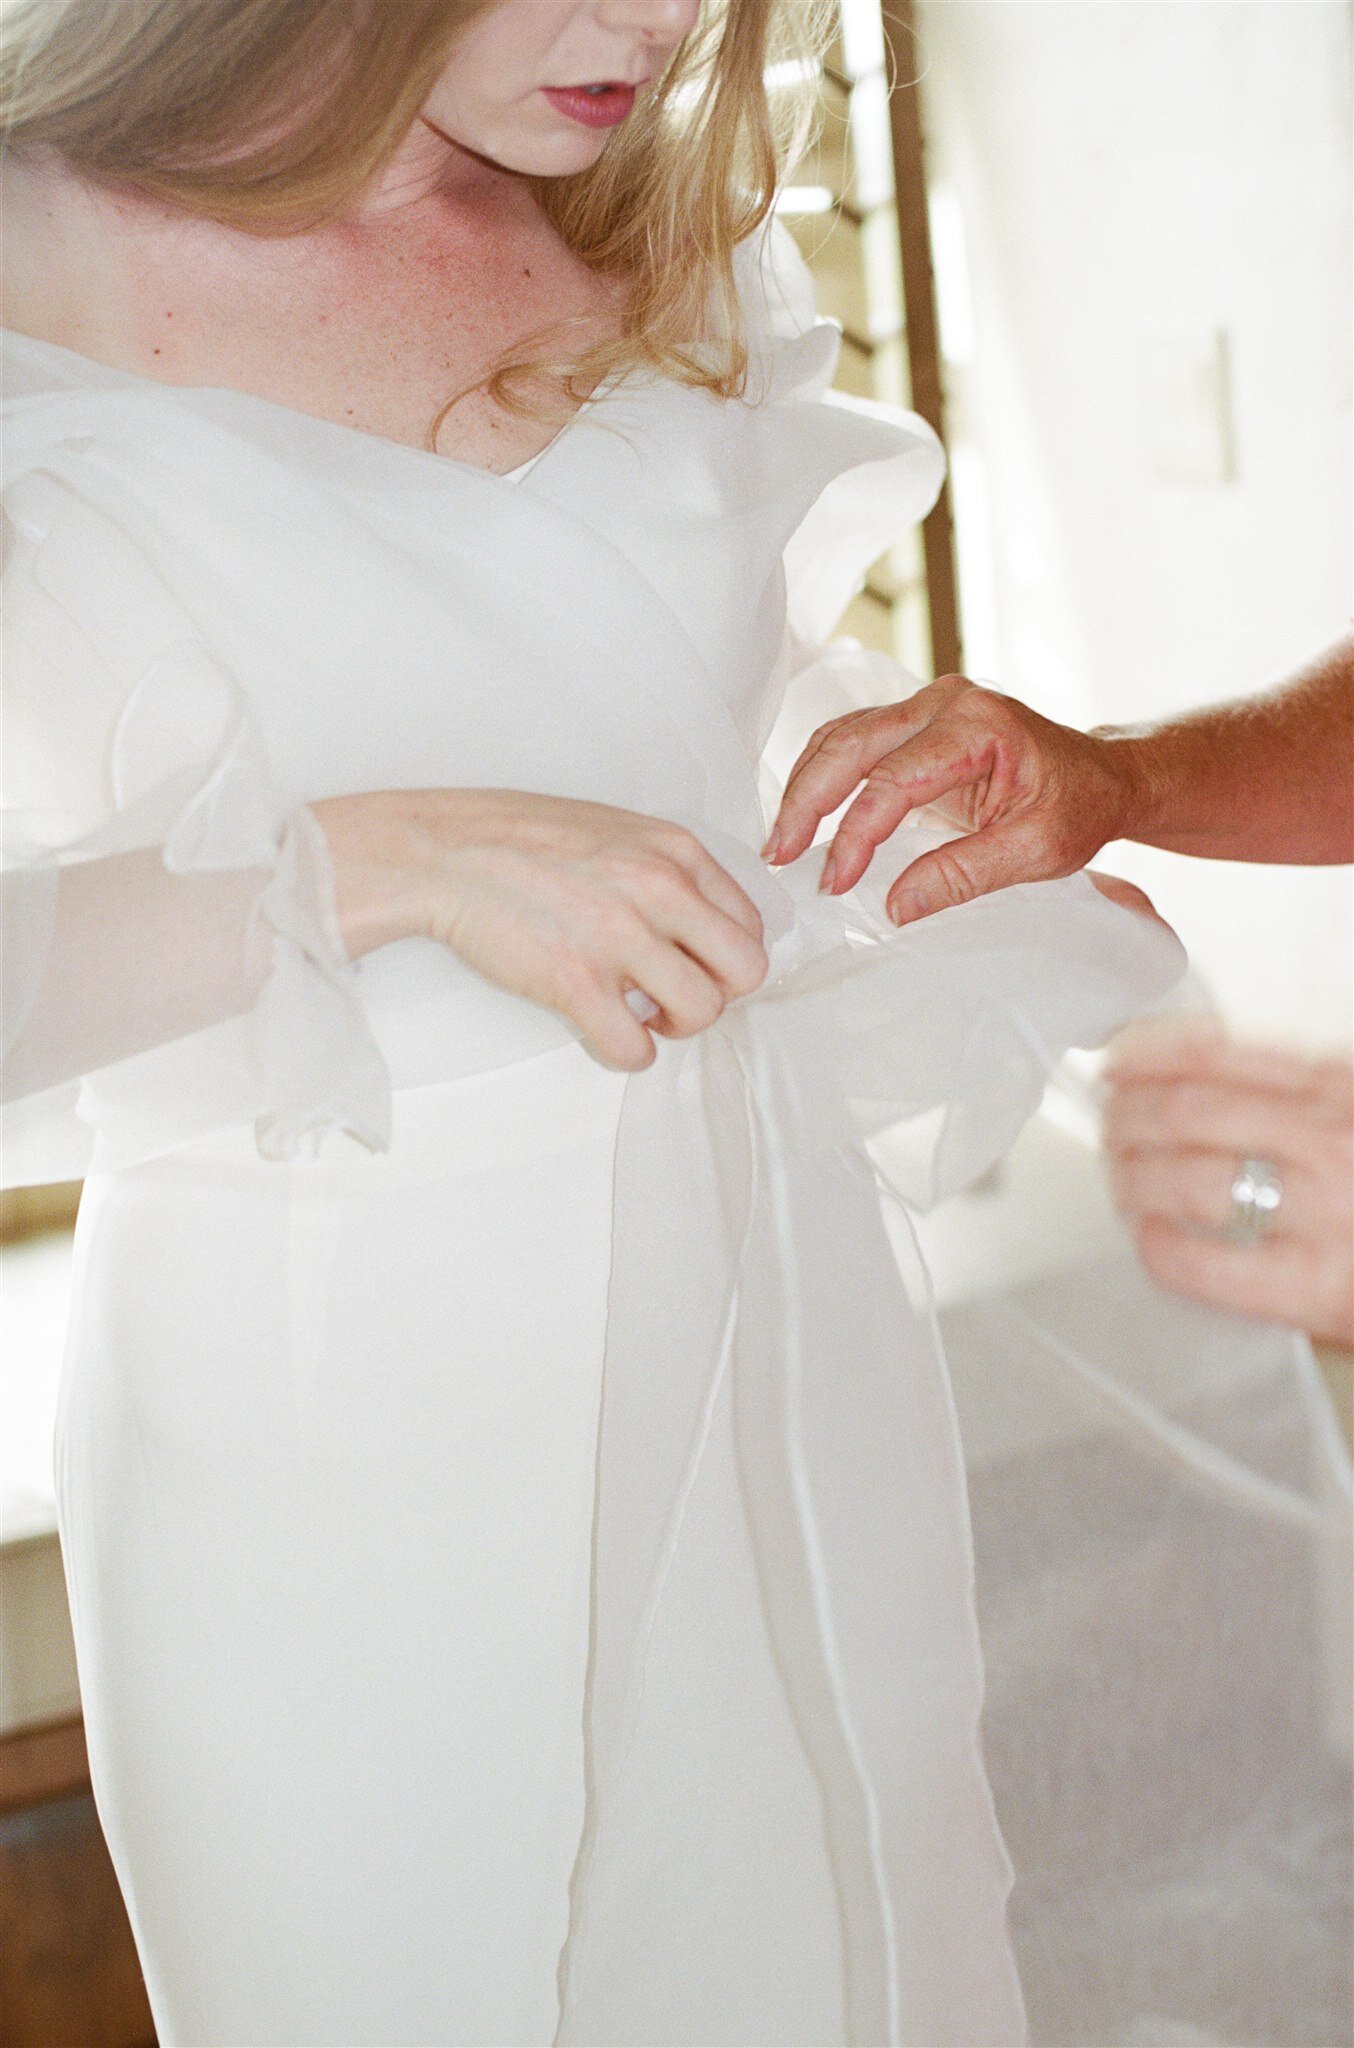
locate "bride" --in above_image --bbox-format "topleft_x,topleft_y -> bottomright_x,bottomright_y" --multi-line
2,4 -> 1346,2045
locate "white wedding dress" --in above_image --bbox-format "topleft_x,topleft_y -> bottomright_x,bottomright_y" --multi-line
2,220 -> 1349,2048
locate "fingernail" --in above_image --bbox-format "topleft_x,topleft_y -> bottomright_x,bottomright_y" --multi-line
887,894 -> 910,926
760,827 -> 781,862
818,852 -> 837,893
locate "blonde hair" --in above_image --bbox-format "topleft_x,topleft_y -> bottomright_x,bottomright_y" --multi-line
0,0 -> 833,441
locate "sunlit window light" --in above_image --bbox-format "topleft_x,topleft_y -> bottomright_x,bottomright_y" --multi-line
838,0 -> 886,80
773,186 -> 837,217
668,58 -> 820,112
764,58 -> 823,90
928,183 -> 976,366
947,443 -> 1000,681
847,67 -> 895,212
666,75 -> 710,112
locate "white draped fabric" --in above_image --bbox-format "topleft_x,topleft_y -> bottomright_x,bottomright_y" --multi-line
2,219 -> 1349,2047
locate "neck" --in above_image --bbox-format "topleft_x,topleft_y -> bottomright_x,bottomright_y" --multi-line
349,117 -> 530,223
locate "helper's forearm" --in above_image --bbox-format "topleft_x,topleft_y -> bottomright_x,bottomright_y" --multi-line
1092,632 -> 1354,865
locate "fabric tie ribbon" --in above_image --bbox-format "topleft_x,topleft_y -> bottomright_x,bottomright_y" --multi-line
554,837 -> 1186,2047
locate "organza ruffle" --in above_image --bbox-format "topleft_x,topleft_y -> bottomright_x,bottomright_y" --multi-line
1,470 -> 390,1184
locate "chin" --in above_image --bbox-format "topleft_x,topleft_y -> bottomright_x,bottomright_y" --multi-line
483,130 -> 610,176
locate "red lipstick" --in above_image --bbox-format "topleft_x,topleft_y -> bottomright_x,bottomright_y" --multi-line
541,83 -> 638,129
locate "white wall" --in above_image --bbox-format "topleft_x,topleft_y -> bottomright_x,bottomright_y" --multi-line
917,0 -> 1352,1047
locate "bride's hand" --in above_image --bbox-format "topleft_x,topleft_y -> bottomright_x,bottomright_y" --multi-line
309,788 -> 769,1071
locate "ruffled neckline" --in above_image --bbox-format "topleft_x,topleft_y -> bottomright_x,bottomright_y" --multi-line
0,322 -> 638,487
0,218 -> 845,489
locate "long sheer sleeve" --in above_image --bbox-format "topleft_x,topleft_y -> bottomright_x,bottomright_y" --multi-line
1,468 -> 391,1185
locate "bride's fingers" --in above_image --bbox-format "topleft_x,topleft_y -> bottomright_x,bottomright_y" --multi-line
618,856 -> 766,999
641,871 -> 768,998
767,699 -> 939,865
554,957 -> 659,1071
650,831 -> 765,943
690,857 -> 766,944
624,934 -> 727,1039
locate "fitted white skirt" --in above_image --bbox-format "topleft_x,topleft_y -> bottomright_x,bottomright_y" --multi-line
52,920 -> 1351,2048
55,1043 -> 857,2048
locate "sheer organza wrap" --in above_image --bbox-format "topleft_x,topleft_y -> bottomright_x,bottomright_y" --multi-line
3,216 -> 1348,2046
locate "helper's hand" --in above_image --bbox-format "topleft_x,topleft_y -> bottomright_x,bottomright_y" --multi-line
763,675 -> 1140,924
1103,1019 -> 1354,1347
311,788 -> 769,1072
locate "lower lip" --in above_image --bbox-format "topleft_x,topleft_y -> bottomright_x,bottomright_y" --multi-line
541,84 -> 637,130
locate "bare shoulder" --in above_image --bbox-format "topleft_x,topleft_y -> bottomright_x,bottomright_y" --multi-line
0,153 -> 624,467
1,148 -> 164,376
2,151 -> 88,338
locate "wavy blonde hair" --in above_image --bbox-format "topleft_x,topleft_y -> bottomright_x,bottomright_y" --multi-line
0,0 -> 833,441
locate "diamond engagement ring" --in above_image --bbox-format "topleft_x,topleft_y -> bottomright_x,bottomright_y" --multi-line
1228,1157 -> 1283,1243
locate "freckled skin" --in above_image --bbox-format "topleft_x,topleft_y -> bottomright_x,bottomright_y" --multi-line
0,0 -> 696,470
2,164 -> 621,466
